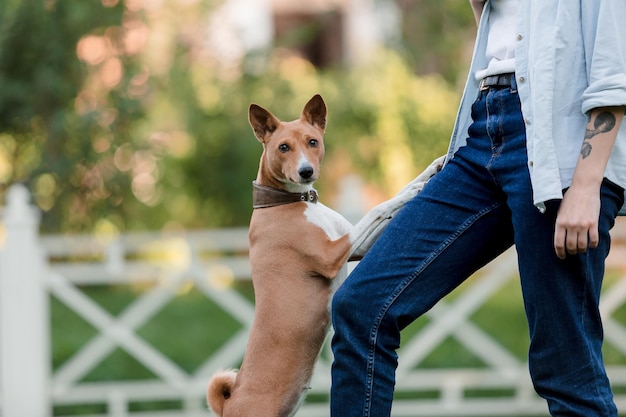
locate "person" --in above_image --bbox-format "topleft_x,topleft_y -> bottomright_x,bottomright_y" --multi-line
330,0 -> 626,415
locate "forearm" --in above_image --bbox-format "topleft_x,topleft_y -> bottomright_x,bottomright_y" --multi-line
469,0 -> 486,26
571,106 -> 625,190
553,106 -> 624,259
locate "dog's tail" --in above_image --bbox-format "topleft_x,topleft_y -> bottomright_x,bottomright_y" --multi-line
207,369 -> 238,416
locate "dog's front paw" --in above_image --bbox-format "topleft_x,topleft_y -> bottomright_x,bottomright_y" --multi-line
349,217 -> 390,260
399,155 -> 446,195
348,155 -> 446,260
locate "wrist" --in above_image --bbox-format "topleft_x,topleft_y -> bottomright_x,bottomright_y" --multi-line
569,175 -> 604,192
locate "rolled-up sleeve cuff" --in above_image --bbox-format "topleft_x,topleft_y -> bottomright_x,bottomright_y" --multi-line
582,74 -> 626,114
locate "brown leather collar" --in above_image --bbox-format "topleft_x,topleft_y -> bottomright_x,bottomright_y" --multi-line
252,181 -> 318,209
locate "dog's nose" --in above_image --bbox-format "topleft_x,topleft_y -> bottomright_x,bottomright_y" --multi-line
299,167 -> 314,180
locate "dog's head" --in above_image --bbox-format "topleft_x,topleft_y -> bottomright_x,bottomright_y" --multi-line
249,94 -> 327,192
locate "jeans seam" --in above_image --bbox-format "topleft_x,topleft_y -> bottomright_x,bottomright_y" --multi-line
580,253 -> 615,416
362,201 -> 502,416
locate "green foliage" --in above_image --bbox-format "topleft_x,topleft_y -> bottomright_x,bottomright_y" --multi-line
397,0 -> 478,84
0,1 -> 470,233
0,0 -> 143,231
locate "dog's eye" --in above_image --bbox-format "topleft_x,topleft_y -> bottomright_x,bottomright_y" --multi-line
278,144 -> 290,153
308,139 -> 318,148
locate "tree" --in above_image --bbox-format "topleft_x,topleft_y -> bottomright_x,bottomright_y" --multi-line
0,0 -> 144,231
0,0 -> 473,233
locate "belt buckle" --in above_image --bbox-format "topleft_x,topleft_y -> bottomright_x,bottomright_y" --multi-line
479,78 -> 489,91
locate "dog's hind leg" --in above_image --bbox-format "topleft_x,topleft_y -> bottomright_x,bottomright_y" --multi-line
348,155 -> 445,260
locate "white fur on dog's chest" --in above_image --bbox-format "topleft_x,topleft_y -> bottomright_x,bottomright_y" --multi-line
303,202 -> 352,239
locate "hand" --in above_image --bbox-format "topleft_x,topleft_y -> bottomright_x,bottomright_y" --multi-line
553,184 -> 601,259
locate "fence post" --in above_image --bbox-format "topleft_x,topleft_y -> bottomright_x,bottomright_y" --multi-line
0,184 -> 51,417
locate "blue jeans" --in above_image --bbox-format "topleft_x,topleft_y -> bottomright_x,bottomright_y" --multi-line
331,84 -> 624,416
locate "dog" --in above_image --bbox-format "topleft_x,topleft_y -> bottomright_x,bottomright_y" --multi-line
207,95 -> 443,417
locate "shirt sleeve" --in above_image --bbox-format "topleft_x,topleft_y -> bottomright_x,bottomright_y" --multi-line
581,0 -> 626,114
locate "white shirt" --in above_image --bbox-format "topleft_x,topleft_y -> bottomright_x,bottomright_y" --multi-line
447,0 -> 626,212
475,0 -> 519,80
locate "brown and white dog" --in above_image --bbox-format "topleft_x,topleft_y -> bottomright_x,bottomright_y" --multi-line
207,95 -> 442,417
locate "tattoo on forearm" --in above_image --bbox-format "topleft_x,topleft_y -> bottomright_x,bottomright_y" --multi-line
581,111 -> 616,159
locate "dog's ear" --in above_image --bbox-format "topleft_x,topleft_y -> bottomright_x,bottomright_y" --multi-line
249,104 -> 280,143
301,94 -> 326,132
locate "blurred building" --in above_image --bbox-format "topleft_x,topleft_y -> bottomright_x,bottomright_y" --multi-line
207,0 -> 401,68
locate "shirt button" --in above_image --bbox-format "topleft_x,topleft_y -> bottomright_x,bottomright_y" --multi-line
529,161 -> 534,167
518,76 -> 526,83
517,34 -> 523,41
525,118 -> 531,125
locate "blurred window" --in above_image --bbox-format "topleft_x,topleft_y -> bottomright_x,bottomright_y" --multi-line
273,10 -> 344,68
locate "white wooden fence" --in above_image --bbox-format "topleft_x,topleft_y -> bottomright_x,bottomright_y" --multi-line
4,183 -> 626,416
